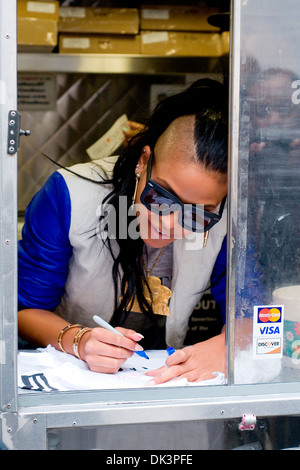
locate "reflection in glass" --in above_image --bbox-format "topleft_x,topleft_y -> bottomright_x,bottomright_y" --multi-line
232,0 -> 300,384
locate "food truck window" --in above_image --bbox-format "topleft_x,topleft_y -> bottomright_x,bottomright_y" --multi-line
229,0 -> 300,384
16,71 -> 229,394
14,7 -> 229,395
3,0 -> 300,411
5,0 -> 300,453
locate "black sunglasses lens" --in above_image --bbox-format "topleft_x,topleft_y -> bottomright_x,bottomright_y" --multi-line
143,187 -> 175,213
142,182 -> 222,233
182,206 -> 213,232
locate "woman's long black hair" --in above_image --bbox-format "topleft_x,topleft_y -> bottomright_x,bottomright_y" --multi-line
101,78 -> 228,327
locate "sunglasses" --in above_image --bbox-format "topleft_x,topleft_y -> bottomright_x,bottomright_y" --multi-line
140,152 -> 226,233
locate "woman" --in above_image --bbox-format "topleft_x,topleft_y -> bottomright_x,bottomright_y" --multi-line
18,79 -> 228,384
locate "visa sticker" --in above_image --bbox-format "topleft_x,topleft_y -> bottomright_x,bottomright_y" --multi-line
253,305 -> 284,359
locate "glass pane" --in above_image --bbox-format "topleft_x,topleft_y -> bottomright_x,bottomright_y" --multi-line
231,0 -> 300,384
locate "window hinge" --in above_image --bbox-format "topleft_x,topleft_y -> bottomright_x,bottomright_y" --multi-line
7,110 -> 30,155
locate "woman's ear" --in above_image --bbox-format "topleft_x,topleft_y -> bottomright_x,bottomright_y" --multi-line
136,146 -> 151,175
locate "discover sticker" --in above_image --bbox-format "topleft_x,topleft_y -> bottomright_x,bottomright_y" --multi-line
253,305 -> 284,359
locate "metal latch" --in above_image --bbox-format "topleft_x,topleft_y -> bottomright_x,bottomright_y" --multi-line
239,414 -> 256,431
7,110 -> 30,155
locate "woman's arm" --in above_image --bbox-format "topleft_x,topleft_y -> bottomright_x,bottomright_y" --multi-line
18,171 -> 145,373
18,308 -> 145,373
18,171 -> 72,313
18,308 -> 75,352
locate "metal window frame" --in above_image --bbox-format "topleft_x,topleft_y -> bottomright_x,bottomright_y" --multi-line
1,0 -> 300,451
0,0 -> 18,416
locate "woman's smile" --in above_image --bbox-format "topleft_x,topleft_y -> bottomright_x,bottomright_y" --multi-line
148,217 -> 174,240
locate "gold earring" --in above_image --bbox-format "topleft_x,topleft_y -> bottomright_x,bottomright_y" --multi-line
131,171 -> 141,208
203,230 -> 209,248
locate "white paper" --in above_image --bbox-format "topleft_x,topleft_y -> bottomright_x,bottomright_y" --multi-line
62,37 -> 90,49
87,114 -> 128,161
142,9 -> 170,20
59,7 -> 86,18
27,1 -> 56,14
18,73 -> 57,112
142,32 -> 169,45
18,345 -> 224,392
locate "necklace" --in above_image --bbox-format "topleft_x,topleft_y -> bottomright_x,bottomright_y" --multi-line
125,246 -> 172,316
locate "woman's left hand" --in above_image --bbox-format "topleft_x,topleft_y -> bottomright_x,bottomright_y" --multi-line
145,331 -> 225,385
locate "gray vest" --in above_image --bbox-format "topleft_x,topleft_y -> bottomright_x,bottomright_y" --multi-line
56,159 -> 227,349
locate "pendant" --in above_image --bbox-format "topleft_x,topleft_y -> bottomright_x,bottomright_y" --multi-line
127,276 -> 172,316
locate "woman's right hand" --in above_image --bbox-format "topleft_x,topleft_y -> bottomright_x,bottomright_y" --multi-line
78,327 -> 145,374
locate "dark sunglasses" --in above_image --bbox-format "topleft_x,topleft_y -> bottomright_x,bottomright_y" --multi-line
140,152 -> 226,233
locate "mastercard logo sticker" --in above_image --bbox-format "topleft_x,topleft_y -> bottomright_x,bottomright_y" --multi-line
257,307 -> 282,323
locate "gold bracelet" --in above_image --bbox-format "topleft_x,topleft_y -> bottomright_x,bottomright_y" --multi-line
58,324 -> 83,353
73,327 -> 92,360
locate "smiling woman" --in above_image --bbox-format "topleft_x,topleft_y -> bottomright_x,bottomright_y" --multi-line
18,78 -> 229,384
136,147 -> 227,246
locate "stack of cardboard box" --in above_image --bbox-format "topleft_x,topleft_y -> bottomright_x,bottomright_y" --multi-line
58,6 -> 140,54
17,0 -> 59,52
139,4 -> 222,57
17,1 -> 228,57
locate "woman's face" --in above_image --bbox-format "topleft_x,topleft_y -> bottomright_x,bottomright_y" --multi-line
134,118 -> 227,249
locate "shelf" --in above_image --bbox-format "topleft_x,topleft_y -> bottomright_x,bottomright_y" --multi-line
17,53 -> 225,75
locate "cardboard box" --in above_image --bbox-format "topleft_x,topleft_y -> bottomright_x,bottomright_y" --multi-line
17,0 -> 59,52
221,31 -> 230,55
140,31 -> 222,57
59,34 -> 141,54
59,7 -> 139,35
140,5 -> 220,32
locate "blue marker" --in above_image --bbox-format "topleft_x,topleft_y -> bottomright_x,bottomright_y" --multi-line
92,315 -> 149,360
166,347 -> 175,356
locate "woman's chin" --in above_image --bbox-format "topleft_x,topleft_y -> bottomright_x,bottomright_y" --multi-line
143,238 -> 172,248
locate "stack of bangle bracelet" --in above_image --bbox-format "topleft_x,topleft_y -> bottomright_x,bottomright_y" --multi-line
73,327 -> 92,360
58,324 -> 92,360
